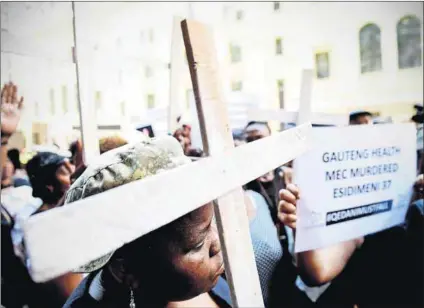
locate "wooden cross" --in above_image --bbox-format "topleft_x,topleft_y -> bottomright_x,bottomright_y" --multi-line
72,2 -> 100,164
22,19 -> 312,307
247,69 -> 348,127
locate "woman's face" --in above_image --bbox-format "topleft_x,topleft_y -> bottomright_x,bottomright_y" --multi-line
132,203 -> 224,301
164,203 -> 223,300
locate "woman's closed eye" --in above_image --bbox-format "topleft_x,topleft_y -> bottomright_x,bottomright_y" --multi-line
192,240 -> 205,251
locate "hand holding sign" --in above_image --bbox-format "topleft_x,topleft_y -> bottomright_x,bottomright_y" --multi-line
278,184 -> 300,230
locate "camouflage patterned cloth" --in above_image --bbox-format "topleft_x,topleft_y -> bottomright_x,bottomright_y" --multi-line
64,136 -> 191,273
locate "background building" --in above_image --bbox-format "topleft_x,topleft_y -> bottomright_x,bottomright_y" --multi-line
1,2 -> 422,151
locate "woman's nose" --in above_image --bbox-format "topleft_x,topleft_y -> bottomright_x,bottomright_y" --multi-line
209,223 -> 221,258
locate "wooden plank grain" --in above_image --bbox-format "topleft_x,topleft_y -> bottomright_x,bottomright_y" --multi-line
181,19 -> 264,307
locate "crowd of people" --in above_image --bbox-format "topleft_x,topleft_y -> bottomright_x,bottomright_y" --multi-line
1,81 -> 423,308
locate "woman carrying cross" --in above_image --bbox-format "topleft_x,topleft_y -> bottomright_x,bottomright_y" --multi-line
63,136 -> 231,307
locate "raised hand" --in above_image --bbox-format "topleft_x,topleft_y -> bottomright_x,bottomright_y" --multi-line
1,82 -> 24,137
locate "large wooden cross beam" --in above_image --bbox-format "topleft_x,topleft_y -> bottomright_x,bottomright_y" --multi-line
22,19 -> 312,307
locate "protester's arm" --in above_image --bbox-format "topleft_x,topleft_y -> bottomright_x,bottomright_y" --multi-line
1,82 -> 24,172
278,184 -> 364,286
295,237 -> 363,286
410,174 -> 423,205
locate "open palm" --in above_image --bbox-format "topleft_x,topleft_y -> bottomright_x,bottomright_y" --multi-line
1,82 -> 24,136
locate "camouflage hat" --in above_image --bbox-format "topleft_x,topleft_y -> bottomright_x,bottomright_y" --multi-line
64,135 -> 191,273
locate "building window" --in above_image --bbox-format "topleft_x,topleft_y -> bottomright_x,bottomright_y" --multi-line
95,91 -> 102,111
277,79 -> 284,108
120,101 -> 126,116
236,10 -> 243,20
147,94 -> 155,109
62,85 -> 68,113
145,66 -> 153,78
359,23 -> 382,73
274,2 -> 280,11
230,44 -> 242,63
315,52 -> 330,79
397,15 -> 422,69
231,81 -> 243,91
49,88 -> 55,115
32,132 -> 41,145
275,37 -> 283,55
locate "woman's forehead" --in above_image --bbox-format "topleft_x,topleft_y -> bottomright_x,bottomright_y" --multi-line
169,204 -> 214,239
180,204 -> 213,227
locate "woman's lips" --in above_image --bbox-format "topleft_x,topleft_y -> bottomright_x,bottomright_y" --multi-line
214,263 -> 225,280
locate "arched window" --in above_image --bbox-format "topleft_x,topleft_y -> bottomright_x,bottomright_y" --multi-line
397,15 -> 422,69
359,23 -> 382,73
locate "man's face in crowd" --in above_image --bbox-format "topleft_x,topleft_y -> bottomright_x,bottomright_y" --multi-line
245,125 -> 273,181
129,203 -> 224,301
182,125 -> 191,138
245,127 -> 270,143
51,159 -> 75,197
350,115 -> 373,125
1,159 -> 14,187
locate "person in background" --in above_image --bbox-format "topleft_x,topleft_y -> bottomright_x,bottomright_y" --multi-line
349,110 -> 373,125
1,82 -> 83,307
411,103 -> 423,174
273,110 -> 417,307
1,156 -> 40,222
186,147 -> 204,158
1,158 -> 15,189
24,153 -> 83,305
278,177 -> 423,308
99,135 -> 128,154
232,128 -> 245,147
1,82 -> 23,175
64,136 -> 231,307
173,128 -> 192,155
182,123 -> 192,140
241,121 -> 298,306
243,121 -> 285,224
26,152 -> 75,214
8,148 -> 31,187
69,139 -> 84,168
24,152 -> 83,306
244,189 -> 283,305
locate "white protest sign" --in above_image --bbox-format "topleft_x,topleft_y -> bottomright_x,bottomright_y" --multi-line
294,123 -> 416,253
